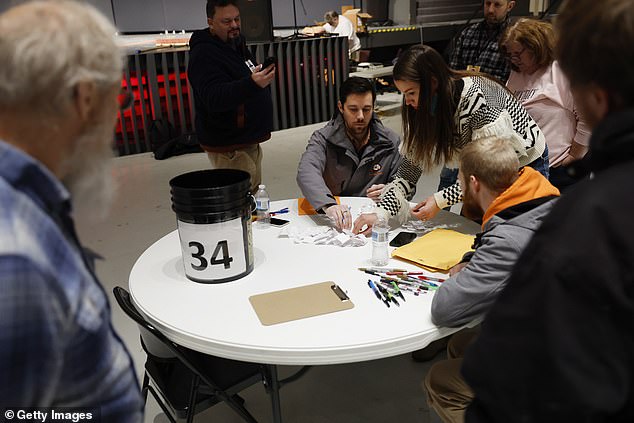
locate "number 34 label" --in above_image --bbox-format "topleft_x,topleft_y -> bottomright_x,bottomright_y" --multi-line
177,218 -> 248,280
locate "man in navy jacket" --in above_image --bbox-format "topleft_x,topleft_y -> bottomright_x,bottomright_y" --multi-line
188,0 -> 275,193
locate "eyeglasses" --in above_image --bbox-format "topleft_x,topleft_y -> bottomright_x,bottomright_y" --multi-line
117,88 -> 133,110
506,47 -> 526,60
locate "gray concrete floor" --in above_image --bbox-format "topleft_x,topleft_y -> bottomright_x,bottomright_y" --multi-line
76,94 -> 447,423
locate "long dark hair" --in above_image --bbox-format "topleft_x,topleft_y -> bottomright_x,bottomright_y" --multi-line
393,44 -> 461,171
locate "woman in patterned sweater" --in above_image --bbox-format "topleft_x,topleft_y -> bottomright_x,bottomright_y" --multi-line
353,44 -> 548,234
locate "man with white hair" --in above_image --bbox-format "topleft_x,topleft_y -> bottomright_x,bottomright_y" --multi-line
0,1 -> 142,419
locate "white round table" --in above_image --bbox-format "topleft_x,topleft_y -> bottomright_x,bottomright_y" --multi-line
129,197 -> 479,365
129,197 -> 480,422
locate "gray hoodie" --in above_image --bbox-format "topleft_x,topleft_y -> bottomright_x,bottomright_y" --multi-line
296,113 -> 404,211
431,198 -> 557,327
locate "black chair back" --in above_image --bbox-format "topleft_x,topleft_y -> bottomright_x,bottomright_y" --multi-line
112,286 -> 262,423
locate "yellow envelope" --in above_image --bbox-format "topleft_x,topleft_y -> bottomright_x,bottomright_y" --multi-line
391,229 -> 475,271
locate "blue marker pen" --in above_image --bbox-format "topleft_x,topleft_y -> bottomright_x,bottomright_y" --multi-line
368,280 -> 389,307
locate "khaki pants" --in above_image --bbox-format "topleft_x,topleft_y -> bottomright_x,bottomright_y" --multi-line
424,327 -> 480,423
206,144 -> 262,194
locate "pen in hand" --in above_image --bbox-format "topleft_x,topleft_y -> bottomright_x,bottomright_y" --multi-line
326,204 -> 352,231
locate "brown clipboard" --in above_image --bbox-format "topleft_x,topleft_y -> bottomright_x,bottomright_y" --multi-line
249,281 -> 354,326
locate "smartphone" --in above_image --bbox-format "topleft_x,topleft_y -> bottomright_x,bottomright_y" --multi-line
270,217 -> 290,227
389,231 -> 417,247
262,56 -> 276,69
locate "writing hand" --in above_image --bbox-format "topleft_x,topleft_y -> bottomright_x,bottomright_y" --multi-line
325,204 -> 352,231
411,195 -> 440,221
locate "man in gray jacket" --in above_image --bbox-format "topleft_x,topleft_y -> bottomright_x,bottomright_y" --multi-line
424,138 -> 560,423
296,77 -> 404,230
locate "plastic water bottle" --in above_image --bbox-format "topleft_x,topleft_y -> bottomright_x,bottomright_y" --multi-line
255,184 -> 270,227
371,215 -> 389,266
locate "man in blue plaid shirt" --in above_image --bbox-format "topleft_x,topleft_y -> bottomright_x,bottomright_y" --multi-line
0,2 -> 142,421
449,0 -> 516,83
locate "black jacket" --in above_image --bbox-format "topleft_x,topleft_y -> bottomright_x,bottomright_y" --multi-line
187,29 -> 272,150
462,108 -> 634,423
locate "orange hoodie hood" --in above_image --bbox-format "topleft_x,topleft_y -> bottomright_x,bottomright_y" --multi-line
482,167 -> 560,228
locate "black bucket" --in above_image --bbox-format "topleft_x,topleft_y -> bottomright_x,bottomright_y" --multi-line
169,169 -> 254,283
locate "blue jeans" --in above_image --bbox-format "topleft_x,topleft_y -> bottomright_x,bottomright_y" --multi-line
437,167 -> 459,192
527,144 -> 550,179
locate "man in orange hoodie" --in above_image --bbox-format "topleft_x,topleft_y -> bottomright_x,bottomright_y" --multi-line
423,137 -> 559,423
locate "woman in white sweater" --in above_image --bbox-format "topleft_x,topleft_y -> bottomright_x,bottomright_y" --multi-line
501,18 -> 590,191
353,44 -> 548,233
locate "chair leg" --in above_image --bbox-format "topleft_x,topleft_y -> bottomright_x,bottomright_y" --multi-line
231,394 -> 246,406
186,375 -> 201,423
264,365 -> 283,423
147,385 -> 177,423
141,372 -> 150,403
223,395 -> 259,423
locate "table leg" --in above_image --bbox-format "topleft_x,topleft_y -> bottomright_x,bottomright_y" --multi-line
266,364 -> 283,423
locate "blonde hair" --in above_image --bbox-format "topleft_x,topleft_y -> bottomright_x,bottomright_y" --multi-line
459,138 -> 519,193
500,18 -> 555,72
0,0 -> 122,118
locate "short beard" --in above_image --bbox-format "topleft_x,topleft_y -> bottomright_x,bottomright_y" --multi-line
461,183 -> 484,222
345,123 -> 370,146
60,122 -> 116,222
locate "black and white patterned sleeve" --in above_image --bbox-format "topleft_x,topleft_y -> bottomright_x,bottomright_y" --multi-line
434,182 -> 463,210
376,157 -> 423,222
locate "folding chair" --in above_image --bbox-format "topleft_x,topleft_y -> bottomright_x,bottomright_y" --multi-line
113,286 -> 265,423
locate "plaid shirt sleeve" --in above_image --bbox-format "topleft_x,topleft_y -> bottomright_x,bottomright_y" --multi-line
0,254 -> 142,421
0,257 -> 64,404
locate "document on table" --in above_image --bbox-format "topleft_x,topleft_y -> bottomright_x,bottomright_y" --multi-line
391,228 -> 475,271
249,281 -> 354,325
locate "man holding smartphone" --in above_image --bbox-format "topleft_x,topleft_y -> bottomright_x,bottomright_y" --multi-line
188,0 -> 275,194
296,77 -> 405,231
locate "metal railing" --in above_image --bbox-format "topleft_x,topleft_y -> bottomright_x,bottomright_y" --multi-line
114,36 -> 349,156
